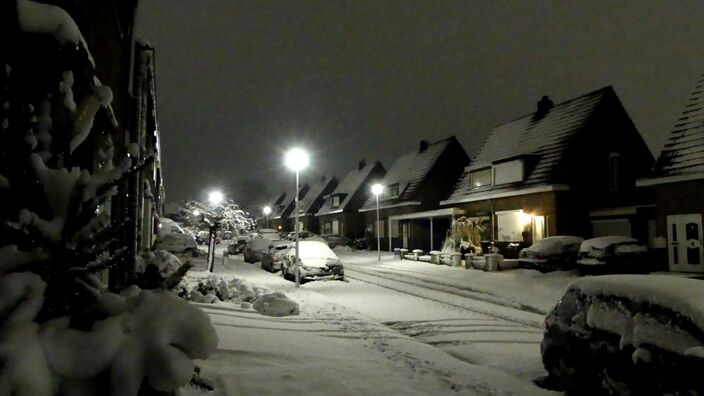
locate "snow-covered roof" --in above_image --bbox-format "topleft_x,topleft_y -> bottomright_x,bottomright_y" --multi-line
317,160 -> 384,216
361,137 -> 457,208
569,275 -> 704,331
269,184 -> 309,219
287,175 -> 337,218
447,87 -> 613,201
652,74 -> 704,177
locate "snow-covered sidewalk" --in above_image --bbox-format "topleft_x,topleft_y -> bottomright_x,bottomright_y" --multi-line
184,251 -> 555,395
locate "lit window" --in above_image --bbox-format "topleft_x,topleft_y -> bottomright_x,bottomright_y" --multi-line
470,168 -> 492,189
332,195 -> 341,208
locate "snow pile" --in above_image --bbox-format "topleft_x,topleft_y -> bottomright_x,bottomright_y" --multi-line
186,273 -> 299,317
252,291 -> 300,317
153,233 -> 197,253
135,249 -> 181,278
579,236 -> 647,257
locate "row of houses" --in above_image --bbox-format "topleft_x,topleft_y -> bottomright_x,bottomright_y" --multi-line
262,83 -> 704,273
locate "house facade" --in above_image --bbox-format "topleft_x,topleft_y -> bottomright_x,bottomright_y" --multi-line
442,87 -> 654,257
637,75 -> 704,273
359,137 -> 470,252
287,175 -> 338,234
316,160 -> 386,239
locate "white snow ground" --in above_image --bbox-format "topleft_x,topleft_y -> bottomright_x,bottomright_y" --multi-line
183,246 -> 565,395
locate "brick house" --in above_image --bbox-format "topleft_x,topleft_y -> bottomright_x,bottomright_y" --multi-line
637,75 -> 704,273
316,159 -> 386,239
441,87 -> 654,257
359,137 -> 470,252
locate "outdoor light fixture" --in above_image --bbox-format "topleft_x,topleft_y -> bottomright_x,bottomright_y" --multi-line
284,147 -> 309,288
208,190 -> 224,205
192,209 -> 200,217
263,206 -> 272,228
371,183 -> 384,261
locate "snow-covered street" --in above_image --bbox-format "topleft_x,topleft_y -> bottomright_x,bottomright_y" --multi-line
186,247 -> 574,395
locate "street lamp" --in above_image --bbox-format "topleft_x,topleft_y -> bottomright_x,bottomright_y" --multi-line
206,189 -> 224,272
263,206 -> 271,228
284,147 -> 309,288
371,183 -> 384,261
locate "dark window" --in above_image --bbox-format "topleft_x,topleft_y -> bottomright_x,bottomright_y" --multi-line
332,195 -> 341,208
387,183 -> 399,197
673,246 -> 679,264
687,248 -> 701,265
470,168 -> 492,189
672,224 -> 678,242
609,153 -> 621,191
686,223 -> 699,240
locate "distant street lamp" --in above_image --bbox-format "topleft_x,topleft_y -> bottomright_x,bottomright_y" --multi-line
263,206 -> 272,228
371,183 -> 384,261
206,189 -> 224,272
285,148 -> 309,288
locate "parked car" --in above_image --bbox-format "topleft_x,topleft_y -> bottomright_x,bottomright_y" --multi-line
576,236 -> 648,273
261,241 -> 293,272
159,217 -> 186,235
286,230 -> 316,241
195,230 -> 210,245
281,240 -> 345,283
541,275 -> 704,395
320,234 -> 353,249
153,233 -> 198,255
243,236 -> 279,263
258,228 -> 282,241
518,236 -> 584,271
226,237 -> 248,255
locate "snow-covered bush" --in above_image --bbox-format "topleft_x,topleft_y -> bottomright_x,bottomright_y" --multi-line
0,2 -> 218,394
252,291 -> 300,317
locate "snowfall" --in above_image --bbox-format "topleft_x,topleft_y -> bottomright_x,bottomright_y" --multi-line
177,245 -> 580,396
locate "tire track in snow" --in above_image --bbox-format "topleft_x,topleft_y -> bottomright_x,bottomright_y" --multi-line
344,267 -> 544,329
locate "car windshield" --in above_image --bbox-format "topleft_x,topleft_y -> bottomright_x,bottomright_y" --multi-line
293,241 -> 338,260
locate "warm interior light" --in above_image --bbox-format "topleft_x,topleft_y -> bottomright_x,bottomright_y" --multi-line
519,211 -> 533,226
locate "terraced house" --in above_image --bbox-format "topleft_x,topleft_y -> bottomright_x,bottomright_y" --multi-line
442,87 -> 654,257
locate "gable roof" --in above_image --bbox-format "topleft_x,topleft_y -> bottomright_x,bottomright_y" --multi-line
287,175 -> 338,218
270,184 -> 308,220
652,74 -> 704,177
361,136 -> 457,208
316,160 -> 385,216
446,87 -> 612,202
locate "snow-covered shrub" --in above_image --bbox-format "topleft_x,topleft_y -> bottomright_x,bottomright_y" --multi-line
252,291 -> 300,317
0,2 -> 217,394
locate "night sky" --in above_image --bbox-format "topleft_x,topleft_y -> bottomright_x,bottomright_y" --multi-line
136,1 -> 704,212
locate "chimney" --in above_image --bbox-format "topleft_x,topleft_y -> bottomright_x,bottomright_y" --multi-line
419,140 -> 429,153
536,95 -> 554,116
358,159 -> 366,170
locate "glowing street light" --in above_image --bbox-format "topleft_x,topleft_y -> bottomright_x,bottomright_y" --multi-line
371,183 -> 384,261
285,147 -> 309,288
263,206 -> 272,228
208,190 -> 223,205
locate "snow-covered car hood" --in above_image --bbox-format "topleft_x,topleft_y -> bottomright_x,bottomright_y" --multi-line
525,236 -> 584,258
299,257 -> 341,269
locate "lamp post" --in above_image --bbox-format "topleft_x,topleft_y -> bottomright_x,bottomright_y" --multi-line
284,148 -> 309,288
371,183 -> 384,261
206,190 -> 223,272
263,206 -> 271,228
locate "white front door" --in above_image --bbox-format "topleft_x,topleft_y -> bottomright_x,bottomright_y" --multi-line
667,214 -> 704,273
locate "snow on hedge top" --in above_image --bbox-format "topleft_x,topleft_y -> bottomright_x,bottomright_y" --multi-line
570,275 -> 704,330
526,236 -> 583,255
579,236 -> 647,255
17,0 -> 95,65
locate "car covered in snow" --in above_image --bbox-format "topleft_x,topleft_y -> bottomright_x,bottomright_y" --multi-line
576,236 -> 648,273
153,233 -> 198,255
244,236 -> 280,263
281,240 -> 344,282
541,275 -> 704,395
258,228 -> 283,241
226,236 -> 248,255
320,234 -> 353,249
195,230 -> 210,245
261,241 -> 294,272
286,230 -> 316,240
518,236 -> 584,271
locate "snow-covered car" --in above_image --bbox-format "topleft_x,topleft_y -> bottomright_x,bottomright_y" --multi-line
576,236 -> 648,273
281,240 -> 344,283
153,233 -> 198,254
159,217 -> 186,235
244,236 -> 278,263
518,236 -> 584,271
320,234 -> 353,249
195,230 -> 210,245
226,237 -> 248,255
286,230 -> 316,240
541,275 -> 704,395
261,241 -> 294,272
258,228 -> 282,241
